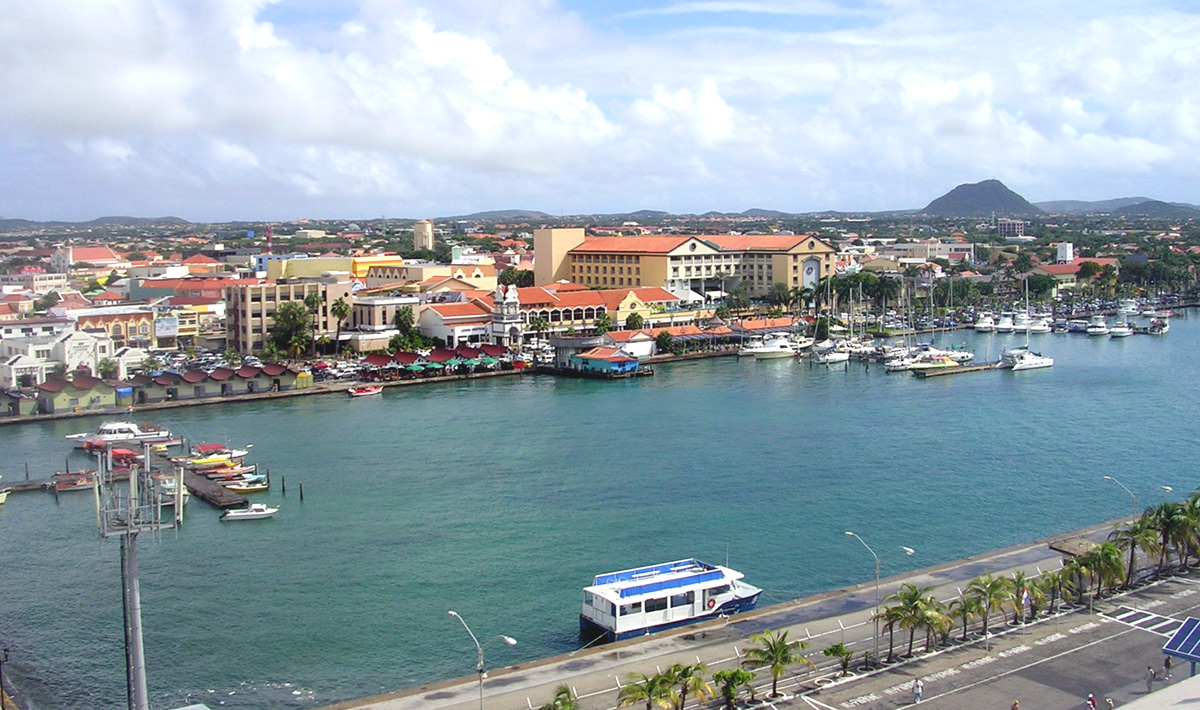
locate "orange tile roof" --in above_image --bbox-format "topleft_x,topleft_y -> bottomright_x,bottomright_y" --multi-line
428,302 -> 493,318
570,236 -> 692,254
705,234 -> 814,251
182,253 -> 221,264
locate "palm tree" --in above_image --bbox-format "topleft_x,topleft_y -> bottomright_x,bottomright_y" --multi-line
1087,542 -> 1126,596
617,673 -> 675,710
1150,502 -> 1190,575
883,583 -> 937,657
330,296 -> 351,355
539,684 -> 577,710
711,668 -> 755,710
1109,517 -> 1161,588
304,291 -> 323,356
878,605 -> 906,662
625,312 -> 645,331
1010,570 -> 1031,624
96,357 -> 119,379
665,663 -> 713,710
529,316 -> 550,350
594,311 -> 614,334
966,573 -> 1013,639
947,596 -> 981,642
742,629 -> 815,698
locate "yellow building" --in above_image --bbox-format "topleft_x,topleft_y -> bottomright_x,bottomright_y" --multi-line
539,233 -> 837,297
267,255 -> 407,280
364,262 -> 497,291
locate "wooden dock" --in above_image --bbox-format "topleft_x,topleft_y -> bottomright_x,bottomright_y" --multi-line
913,362 -> 1000,378
181,469 -> 247,508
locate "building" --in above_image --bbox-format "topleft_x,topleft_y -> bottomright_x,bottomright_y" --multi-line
1056,242 -> 1075,264
414,220 -> 435,252
50,246 -> 127,273
0,269 -> 68,294
364,262 -> 497,291
0,329 -> 119,388
1033,257 -> 1120,292
224,275 -> 355,354
881,239 -> 975,264
35,373 -> 131,414
996,219 -> 1027,239
536,231 -> 837,297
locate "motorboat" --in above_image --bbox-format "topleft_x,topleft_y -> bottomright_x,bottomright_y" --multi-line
1067,319 -> 1089,333
1085,315 -> 1109,336
579,559 -> 761,643
220,503 -> 279,521
995,313 -> 1015,333
1109,321 -> 1133,338
1009,350 -> 1054,371
0,476 -> 8,505
1149,317 -> 1170,335
204,463 -> 259,480
1118,299 -> 1141,318
224,479 -> 269,494
348,385 -> 384,397
746,334 -> 798,360
52,472 -> 95,492
1028,318 -> 1052,334
736,336 -> 765,357
973,314 -> 996,333
1012,312 -> 1031,333
907,355 -> 961,372
813,349 -> 850,365
65,421 -> 175,449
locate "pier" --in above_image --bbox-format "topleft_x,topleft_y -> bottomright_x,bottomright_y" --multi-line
180,469 -> 246,508
913,361 -> 1000,378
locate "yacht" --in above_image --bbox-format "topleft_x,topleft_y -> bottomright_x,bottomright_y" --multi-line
1149,317 -> 1170,335
995,313 -> 1015,333
65,421 -> 176,449
1012,312 -> 1031,334
1118,299 -> 1141,318
738,333 -> 797,360
220,503 -> 279,521
1085,315 -> 1109,336
1009,349 -> 1055,371
973,314 -> 996,333
1067,319 -> 1090,333
579,559 -> 761,643
1028,318 -> 1052,334
1109,321 -> 1133,338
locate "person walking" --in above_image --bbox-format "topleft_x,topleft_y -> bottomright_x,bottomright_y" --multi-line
1011,701 -> 1020,710
1164,655 -> 1173,679
913,678 -> 924,704
1086,694 -> 1097,709
1105,698 -> 1115,710
1146,665 -> 1156,693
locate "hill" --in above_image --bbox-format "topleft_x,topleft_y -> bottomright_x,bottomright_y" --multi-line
1112,200 -> 1200,219
923,179 -> 1043,218
1035,197 -> 1152,215
441,209 -> 553,221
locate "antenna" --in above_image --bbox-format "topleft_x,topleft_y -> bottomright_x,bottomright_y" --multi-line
94,442 -> 183,710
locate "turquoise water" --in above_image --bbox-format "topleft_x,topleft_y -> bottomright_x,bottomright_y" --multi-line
1,319 -> 1197,709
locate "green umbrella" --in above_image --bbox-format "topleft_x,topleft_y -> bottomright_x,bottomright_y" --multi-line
480,357 -> 499,365
446,357 -> 464,366
405,364 -> 424,371
460,359 -> 480,366
423,362 -> 444,369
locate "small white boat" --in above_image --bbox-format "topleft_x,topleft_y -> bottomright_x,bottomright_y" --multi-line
1109,321 -> 1133,338
65,421 -> 175,449
1067,319 -> 1089,333
743,333 -> 798,360
995,313 -> 1015,333
973,314 -> 996,333
1012,312 -> 1031,333
1010,350 -> 1054,371
220,503 -> 278,521
1085,315 -> 1109,336
813,349 -> 850,364
1028,318 -> 1052,334
0,476 -> 8,505
1149,317 -> 1170,335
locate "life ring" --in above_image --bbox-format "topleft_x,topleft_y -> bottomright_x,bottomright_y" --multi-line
707,598 -> 716,610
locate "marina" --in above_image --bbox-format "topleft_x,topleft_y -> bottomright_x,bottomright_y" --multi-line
0,315 -> 1196,709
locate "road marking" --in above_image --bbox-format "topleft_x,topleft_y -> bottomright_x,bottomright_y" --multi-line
1171,589 -> 1196,599
1102,606 -> 1184,637
1035,633 -> 1067,646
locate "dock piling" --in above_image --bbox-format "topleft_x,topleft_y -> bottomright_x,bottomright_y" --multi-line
299,482 -> 304,500
25,461 -> 29,480
281,475 -> 286,494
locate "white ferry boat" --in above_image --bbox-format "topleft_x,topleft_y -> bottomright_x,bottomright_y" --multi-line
579,559 -> 761,643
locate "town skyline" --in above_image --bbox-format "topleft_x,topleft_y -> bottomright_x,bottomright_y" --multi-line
3,1 -> 1199,222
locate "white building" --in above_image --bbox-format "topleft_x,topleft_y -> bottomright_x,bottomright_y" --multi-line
0,329 -> 120,388
1056,242 -> 1075,264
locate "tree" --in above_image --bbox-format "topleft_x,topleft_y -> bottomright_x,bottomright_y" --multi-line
270,301 -> 312,353
714,304 -> 732,320
947,596 -> 982,642
883,582 -> 942,656
530,316 -> 550,349
617,672 -> 675,710
1013,252 -> 1034,274
96,358 -> 118,379
726,283 -> 751,312
1109,517 -> 1161,588
221,349 -> 242,367
394,306 -> 416,337
655,330 -> 675,354
140,355 -> 161,374
766,282 -> 791,307
625,313 -> 645,331
304,292 -> 324,356
823,642 -> 853,676
665,663 -> 713,710
742,629 -> 815,698
1077,260 -> 1103,283
499,268 -> 535,287
259,341 -> 281,362
711,668 -> 756,710
966,573 -> 1014,639
594,312 -> 613,335
330,297 -> 351,354
879,605 -> 906,662
538,684 -> 577,710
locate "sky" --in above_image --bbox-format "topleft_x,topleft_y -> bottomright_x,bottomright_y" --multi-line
2,0 -> 1200,222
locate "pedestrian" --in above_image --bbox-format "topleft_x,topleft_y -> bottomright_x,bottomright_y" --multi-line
1146,665 -> 1156,693
1011,701 -> 1020,710
1164,655 -> 1172,679
1105,698 -> 1115,710
1086,693 -> 1097,709
913,678 -> 924,704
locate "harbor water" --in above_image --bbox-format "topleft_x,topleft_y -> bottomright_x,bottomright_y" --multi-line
1,319 -> 1197,709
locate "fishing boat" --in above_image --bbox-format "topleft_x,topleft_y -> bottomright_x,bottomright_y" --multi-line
204,463 -> 259,480
579,559 -> 761,643
52,472 -> 96,492
1085,315 -> 1109,336
1150,317 -> 1170,335
348,385 -> 384,397
224,479 -> 269,494
220,503 -> 279,521
65,421 -> 175,449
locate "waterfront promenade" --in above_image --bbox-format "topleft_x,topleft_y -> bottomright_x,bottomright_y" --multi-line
321,518 -> 1181,710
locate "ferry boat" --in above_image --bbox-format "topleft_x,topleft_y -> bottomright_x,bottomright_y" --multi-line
579,559 -> 761,643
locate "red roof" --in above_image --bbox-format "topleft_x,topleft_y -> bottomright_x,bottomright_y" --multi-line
425,348 -> 456,363
180,370 -> 207,383
362,353 -> 393,367
575,347 -> 637,363
260,363 -> 288,376
428,302 -> 493,318
392,352 -> 422,365
235,365 -> 262,379
182,253 -> 221,265
208,367 -> 236,381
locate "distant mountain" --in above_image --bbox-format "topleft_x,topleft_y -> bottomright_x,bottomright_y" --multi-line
441,209 -> 553,221
923,179 -> 1043,218
86,215 -> 190,226
1112,200 -> 1200,219
740,208 -> 791,218
1035,197 -> 1153,215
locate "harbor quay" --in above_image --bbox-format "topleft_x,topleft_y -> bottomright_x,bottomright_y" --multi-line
319,518 -> 1177,710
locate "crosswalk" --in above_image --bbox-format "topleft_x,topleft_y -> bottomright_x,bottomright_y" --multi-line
1101,606 -> 1186,637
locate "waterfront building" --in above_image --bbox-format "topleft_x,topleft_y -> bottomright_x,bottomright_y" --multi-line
569,346 -> 641,376
224,274 -> 355,354
1033,257 -> 1120,293
347,294 -> 422,352
0,329 -> 122,388
416,301 -> 495,347
127,363 -> 307,404
34,372 -> 131,414
54,303 -> 157,349
533,229 -> 837,297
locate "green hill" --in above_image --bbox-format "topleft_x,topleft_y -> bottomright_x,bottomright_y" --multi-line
923,179 -> 1043,218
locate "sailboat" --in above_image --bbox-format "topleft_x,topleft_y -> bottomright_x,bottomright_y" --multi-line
1001,279 -> 1053,371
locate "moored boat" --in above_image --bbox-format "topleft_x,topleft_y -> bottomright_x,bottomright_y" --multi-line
1085,315 -> 1109,336
220,503 -> 279,521
224,479 -> 269,494
65,421 -> 175,449
579,559 -> 761,643
348,385 -> 384,397
52,472 -> 96,491
973,314 -> 996,333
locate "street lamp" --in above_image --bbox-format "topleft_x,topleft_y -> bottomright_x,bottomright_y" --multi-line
447,611 -> 516,710
1102,476 -> 1138,517
845,532 -> 914,669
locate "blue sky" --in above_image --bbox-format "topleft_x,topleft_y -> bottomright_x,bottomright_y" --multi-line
1,0 -> 1198,222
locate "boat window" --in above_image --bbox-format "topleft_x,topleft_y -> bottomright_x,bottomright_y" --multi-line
644,597 -> 668,613
583,592 -> 594,605
710,585 -> 730,596
619,602 -> 642,616
670,591 -> 695,607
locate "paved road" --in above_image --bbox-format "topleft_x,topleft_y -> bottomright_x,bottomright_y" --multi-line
321,521 -> 1131,710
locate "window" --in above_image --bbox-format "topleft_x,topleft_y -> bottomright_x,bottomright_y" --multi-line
644,597 -> 668,613
670,591 -> 695,607
619,602 -> 642,616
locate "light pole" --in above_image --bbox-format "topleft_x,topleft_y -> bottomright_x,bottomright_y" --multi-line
845,532 -> 914,669
447,611 -> 516,710
1103,476 -> 1138,517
